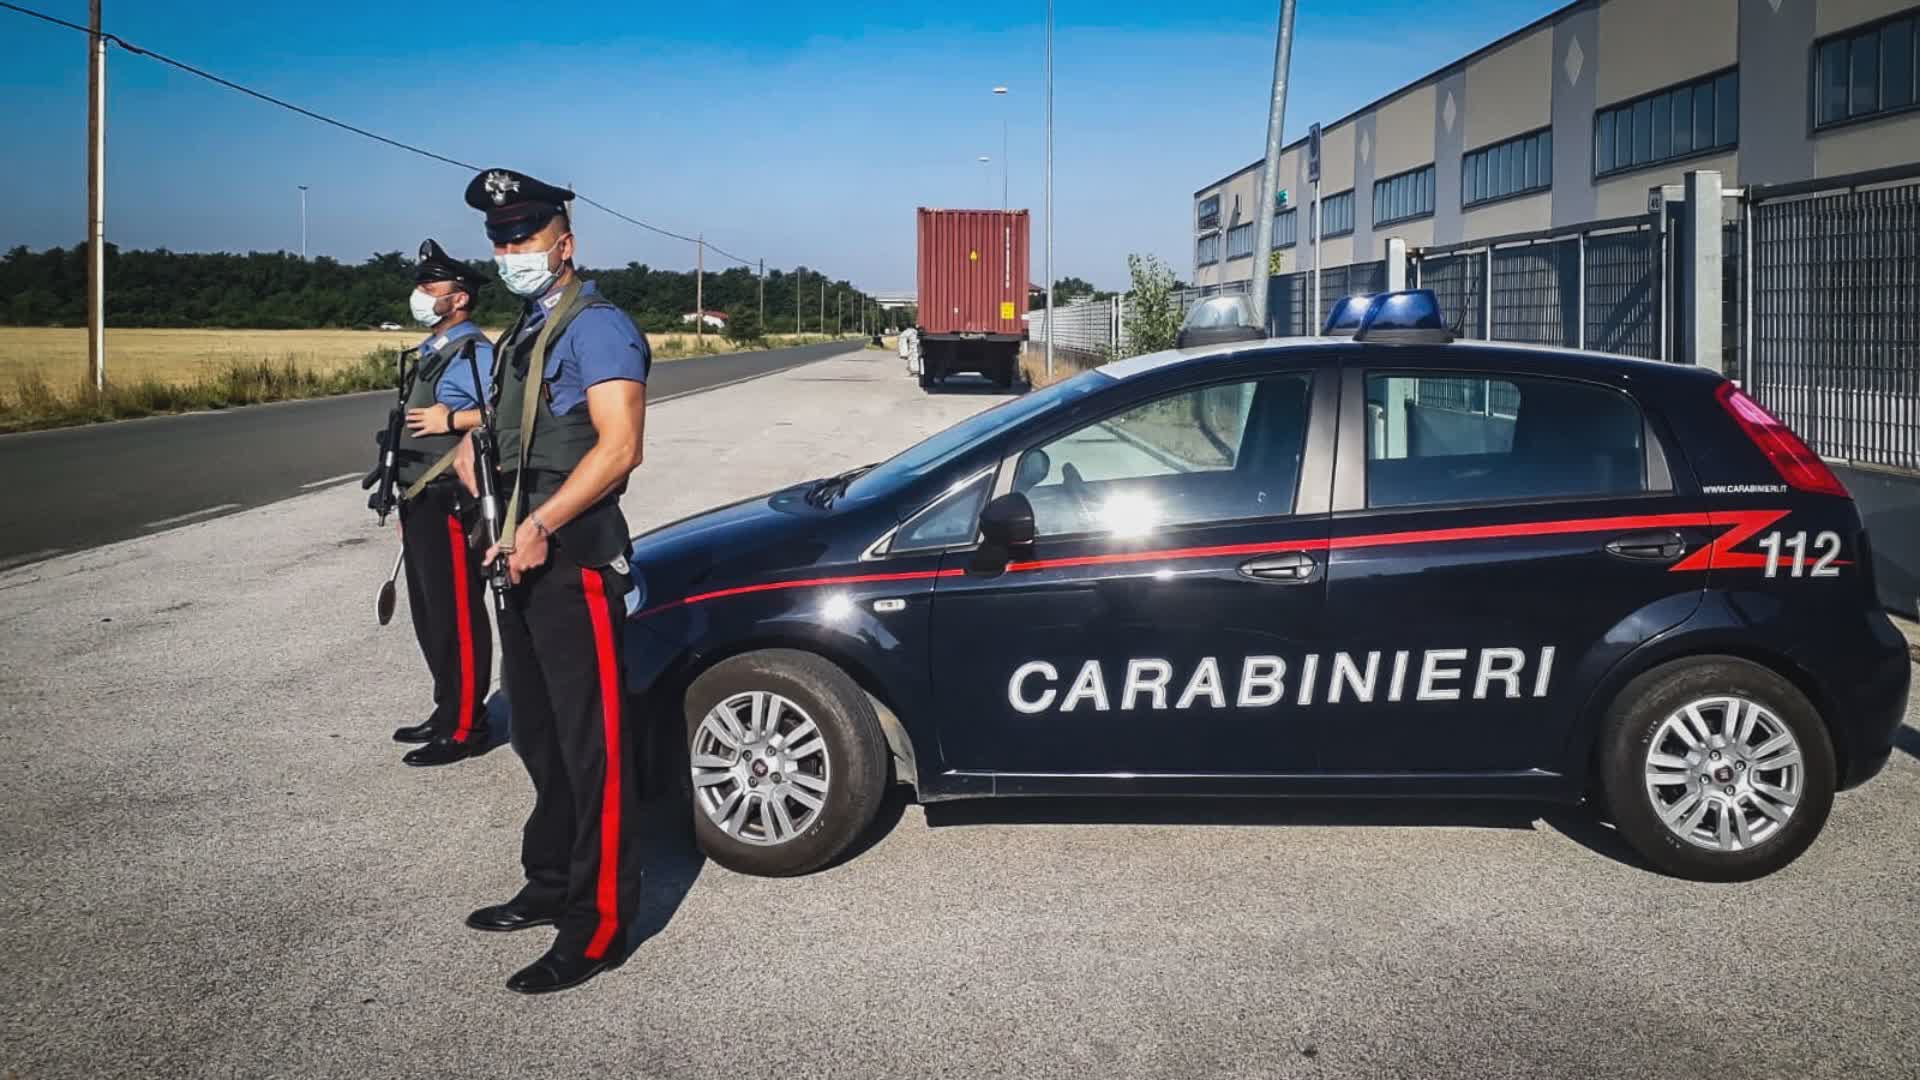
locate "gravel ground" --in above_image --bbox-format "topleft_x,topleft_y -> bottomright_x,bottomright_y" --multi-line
3,349 -> 1917,1080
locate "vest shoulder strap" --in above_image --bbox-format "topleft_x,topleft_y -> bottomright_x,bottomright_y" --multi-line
501,283 -> 612,544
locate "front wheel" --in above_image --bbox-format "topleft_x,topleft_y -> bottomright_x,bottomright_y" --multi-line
1600,656 -> 1836,882
683,650 -> 889,876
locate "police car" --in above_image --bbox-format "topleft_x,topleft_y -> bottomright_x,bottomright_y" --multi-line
623,290 -> 1910,883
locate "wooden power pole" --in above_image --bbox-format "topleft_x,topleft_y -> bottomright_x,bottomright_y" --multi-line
694,234 -> 704,348
86,0 -> 107,393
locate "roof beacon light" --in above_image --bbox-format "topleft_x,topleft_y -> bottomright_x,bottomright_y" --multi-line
1177,295 -> 1267,349
1351,289 -> 1454,345
1321,294 -> 1373,337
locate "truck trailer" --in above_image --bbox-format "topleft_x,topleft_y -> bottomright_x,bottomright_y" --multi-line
915,208 -> 1030,390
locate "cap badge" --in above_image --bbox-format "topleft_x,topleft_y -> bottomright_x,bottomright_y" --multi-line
484,171 -> 520,206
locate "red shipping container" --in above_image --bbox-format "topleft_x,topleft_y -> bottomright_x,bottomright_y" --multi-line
917,208 -> 1030,338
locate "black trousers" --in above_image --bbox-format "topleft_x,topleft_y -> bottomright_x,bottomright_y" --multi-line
398,482 -> 491,744
499,555 -> 642,960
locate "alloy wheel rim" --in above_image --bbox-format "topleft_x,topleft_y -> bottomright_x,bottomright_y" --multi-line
691,690 -> 831,847
1643,694 -> 1804,853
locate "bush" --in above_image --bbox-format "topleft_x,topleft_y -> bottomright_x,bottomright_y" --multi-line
1120,253 -> 1181,358
724,310 -> 764,345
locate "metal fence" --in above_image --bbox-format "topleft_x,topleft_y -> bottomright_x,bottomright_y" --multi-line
1410,216 -> 1662,360
1745,165 -> 1920,474
1264,261 -> 1388,337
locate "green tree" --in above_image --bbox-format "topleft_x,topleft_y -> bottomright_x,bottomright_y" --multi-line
724,308 -> 764,344
1121,253 -> 1180,357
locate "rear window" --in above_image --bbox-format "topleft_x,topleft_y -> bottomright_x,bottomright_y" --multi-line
1365,372 -> 1650,508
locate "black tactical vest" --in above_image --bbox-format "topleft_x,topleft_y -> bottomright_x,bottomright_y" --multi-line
393,333 -> 478,487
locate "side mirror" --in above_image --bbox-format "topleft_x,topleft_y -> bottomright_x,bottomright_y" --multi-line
978,491 -> 1036,547
970,491 -> 1035,575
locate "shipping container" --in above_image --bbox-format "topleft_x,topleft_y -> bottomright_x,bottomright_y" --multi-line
916,207 -> 1029,390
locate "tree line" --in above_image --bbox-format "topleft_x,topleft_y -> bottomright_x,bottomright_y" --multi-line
0,244 -> 904,335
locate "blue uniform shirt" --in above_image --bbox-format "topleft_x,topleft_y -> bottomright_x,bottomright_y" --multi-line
516,280 -> 651,415
420,320 -> 495,412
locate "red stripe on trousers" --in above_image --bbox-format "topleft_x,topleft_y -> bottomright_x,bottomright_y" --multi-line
580,568 -> 623,961
446,514 -> 476,744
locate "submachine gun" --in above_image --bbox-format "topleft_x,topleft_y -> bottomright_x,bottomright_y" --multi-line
363,345 -> 421,527
463,345 -> 511,613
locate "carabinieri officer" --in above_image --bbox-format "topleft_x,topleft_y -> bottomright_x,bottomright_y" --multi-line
392,240 -> 495,768
452,169 -> 650,994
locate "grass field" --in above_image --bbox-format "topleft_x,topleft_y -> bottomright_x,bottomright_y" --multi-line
0,327 -> 848,394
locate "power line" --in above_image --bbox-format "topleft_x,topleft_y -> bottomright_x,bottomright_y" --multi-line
1,0 -> 801,280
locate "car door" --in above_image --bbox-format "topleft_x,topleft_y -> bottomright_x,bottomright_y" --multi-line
1315,361 -> 1708,778
926,365 -> 1335,779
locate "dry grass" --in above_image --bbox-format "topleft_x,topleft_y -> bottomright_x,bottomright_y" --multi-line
0,327 -> 421,395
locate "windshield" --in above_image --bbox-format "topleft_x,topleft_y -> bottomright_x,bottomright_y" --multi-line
842,370 -> 1109,500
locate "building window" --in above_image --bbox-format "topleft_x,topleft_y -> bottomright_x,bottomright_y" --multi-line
1225,221 -> 1256,260
1317,190 -> 1355,238
1594,69 -> 1737,177
1273,208 -> 1298,249
1196,232 -> 1221,267
1196,195 -> 1222,230
1463,129 -> 1551,207
1815,10 -> 1918,129
1373,164 -> 1436,226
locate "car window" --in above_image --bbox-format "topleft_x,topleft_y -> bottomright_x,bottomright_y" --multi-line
892,472 -> 990,551
1018,375 -> 1311,537
1365,372 -> 1647,508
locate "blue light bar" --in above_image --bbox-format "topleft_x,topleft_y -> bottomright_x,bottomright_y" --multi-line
1321,294 -> 1373,336
1351,289 -> 1453,344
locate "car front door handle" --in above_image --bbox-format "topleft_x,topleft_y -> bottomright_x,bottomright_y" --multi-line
1238,551 -> 1321,584
1604,529 -> 1688,562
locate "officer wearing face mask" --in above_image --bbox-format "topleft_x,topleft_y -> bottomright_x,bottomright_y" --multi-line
450,170 -> 650,995
389,240 -> 496,768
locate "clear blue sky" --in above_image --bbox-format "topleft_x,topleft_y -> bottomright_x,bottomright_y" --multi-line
0,0 -> 1552,292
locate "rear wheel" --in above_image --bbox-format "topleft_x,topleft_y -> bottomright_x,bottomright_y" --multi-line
1600,656 -> 1835,882
683,650 -> 889,876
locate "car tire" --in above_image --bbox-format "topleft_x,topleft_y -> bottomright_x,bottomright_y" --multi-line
1599,655 -> 1836,882
682,649 -> 889,876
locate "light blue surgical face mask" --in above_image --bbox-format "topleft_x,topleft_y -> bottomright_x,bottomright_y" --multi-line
496,245 -> 560,297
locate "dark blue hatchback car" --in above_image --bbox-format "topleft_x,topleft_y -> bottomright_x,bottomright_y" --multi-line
622,292 -> 1910,882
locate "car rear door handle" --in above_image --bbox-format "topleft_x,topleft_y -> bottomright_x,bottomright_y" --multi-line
1605,529 -> 1687,562
1238,551 -> 1321,584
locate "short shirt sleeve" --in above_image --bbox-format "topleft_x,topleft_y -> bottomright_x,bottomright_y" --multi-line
546,305 -> 651,414
434,339 -> 494,412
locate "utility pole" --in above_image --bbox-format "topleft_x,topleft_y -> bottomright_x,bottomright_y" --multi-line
757,259 -> 765,332
837,291 -> 843,336
297,185 -> 308,259
1044,0 -> 1055,381
820,281 -> 826,336
85,0 -> 106,394
1250,0 -> 1296,332
796,272 -> 802,338
695,234 -> 704,348
994,86 -> 1010,210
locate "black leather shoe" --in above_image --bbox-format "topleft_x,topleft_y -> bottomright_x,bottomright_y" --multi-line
392,718 -> 437,744
466,901 -> 560,933
402,734 -> 489,767
506,946 -> 624,995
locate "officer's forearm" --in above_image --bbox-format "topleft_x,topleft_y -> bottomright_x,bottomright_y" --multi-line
450,407 -> 482,432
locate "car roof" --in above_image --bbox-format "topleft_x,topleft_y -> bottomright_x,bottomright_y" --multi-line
1097,335 -> 1724,388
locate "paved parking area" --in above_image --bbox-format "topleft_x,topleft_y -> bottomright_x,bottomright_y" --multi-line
3,348 -> 1918,1079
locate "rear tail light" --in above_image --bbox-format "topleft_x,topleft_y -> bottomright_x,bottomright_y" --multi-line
1715,382 -> 1850,497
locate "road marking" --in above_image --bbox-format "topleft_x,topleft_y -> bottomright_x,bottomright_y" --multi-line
300,472 -> 360,490
145,503 -> 241,529
0,548 -> 63,573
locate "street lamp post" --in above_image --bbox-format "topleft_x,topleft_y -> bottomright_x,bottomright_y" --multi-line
297,185 -> 308,259
1044,0 -> 1055,381
993,86 -> 1009,211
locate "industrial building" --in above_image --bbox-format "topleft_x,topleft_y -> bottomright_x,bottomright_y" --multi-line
1191,0 -> 1920,289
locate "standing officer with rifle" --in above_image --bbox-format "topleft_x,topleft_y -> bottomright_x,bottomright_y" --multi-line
374,240 -> 497,767
451,170 -> 650,994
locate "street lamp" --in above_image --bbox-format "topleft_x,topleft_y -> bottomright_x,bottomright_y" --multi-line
297,185 -> 309,259
993,86 -> 1009,210
1044,0 -> 1055,380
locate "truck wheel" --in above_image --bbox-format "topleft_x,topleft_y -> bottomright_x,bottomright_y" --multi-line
683,649 -> 889,876
1599,656 -> 1835,882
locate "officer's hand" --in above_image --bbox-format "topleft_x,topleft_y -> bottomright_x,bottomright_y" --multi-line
406,403 -> 452,436
486,518 -> 549,585
451,432 -> 478,497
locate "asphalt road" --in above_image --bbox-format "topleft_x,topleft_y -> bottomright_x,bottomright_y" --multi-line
0,339 -> 852,568
3,352 -> 1917,1079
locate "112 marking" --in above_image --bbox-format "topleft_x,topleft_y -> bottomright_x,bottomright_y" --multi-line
1757,530 -> 1841,578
